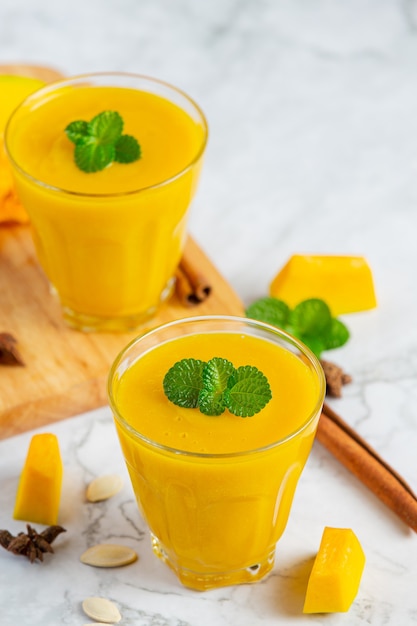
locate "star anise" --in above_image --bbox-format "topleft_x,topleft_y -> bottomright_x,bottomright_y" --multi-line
0,524 -> 66,563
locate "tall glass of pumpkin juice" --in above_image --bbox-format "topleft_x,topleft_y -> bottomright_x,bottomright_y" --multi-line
5,73 -> 208,331
108,315 -> 325,590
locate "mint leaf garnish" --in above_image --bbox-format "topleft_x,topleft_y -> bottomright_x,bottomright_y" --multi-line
197,358 -> 235,416
74,140 -> 115,173
325,318 -> 350,350
198,388 -> 226,416
114,135 -> 141,163
298,335 -> 327,358
224,365 -> 272,417
163,357 -> 272,417
65,120 -> 89,144
65,110 -> 141,173
245,296 -> 350,358
163,358 -> 206,408
89,111 -> 123,145
290,299 -> 331,336
246,297 -> 291,329
202,358 -> 235,395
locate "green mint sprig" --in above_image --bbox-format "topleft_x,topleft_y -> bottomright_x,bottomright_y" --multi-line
163,357 -> 272,417
65,111 -> 141,173
245,297 -> 349,359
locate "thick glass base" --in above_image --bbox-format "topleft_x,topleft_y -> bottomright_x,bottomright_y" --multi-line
59,278 -> 175,333
150,533 -> 275,591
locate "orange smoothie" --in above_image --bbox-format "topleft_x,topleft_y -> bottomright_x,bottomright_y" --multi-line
109,316 -> 325,590
5,73 -> 207,331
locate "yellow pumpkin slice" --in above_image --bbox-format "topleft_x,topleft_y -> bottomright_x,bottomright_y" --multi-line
270,254 -> 377,315
303,527 -> 366,613
13,433 -> 63,526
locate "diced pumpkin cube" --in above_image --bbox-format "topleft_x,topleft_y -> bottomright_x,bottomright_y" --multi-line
303,527 -> 365,613
270,255 -> 377,315
13,433 -> 63,526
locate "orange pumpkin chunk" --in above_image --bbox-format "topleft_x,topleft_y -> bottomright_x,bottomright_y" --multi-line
13,433 -> 63,526
303,527 -> 366,613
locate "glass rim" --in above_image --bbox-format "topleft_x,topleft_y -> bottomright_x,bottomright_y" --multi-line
107,315 -> 326,460
4,71 -> 209,199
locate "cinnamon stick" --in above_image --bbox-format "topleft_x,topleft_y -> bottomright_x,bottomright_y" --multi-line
174,266 -> 199,306
175,250 -> 212,306
317,402 -> 417,533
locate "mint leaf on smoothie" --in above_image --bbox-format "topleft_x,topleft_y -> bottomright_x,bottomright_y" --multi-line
246,296 -> 349,358
163,357 -> 272,417
198,388 -> 227,416
224,365 -> 272,418
202,358 -> 235,395
114,134 -> 141,163
74,140 -> 115,173
163,358 -> 206,408
198,358 -> 235,416
89,110 -> 124,144
65,120 -> 89,144
65,110 -> 141,173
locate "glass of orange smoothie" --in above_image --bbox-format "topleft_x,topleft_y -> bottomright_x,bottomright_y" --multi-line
5,73 -> 208,332
108,315 -> 325,590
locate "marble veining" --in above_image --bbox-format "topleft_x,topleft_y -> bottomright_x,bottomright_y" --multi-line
1,0 -> 417,623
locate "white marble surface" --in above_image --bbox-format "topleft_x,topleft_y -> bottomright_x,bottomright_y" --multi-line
0,0 -> 417,624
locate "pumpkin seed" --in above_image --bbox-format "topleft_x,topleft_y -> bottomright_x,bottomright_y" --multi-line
81,543 -> 138,568
82,597 -> 121,623
86,474 -> 123,502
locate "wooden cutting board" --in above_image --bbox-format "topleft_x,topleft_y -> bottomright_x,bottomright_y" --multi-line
0,226 -> 244,439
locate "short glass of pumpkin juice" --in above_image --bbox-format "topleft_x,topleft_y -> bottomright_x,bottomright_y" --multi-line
5,73 -> 208,332
108,315 -> 325,590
